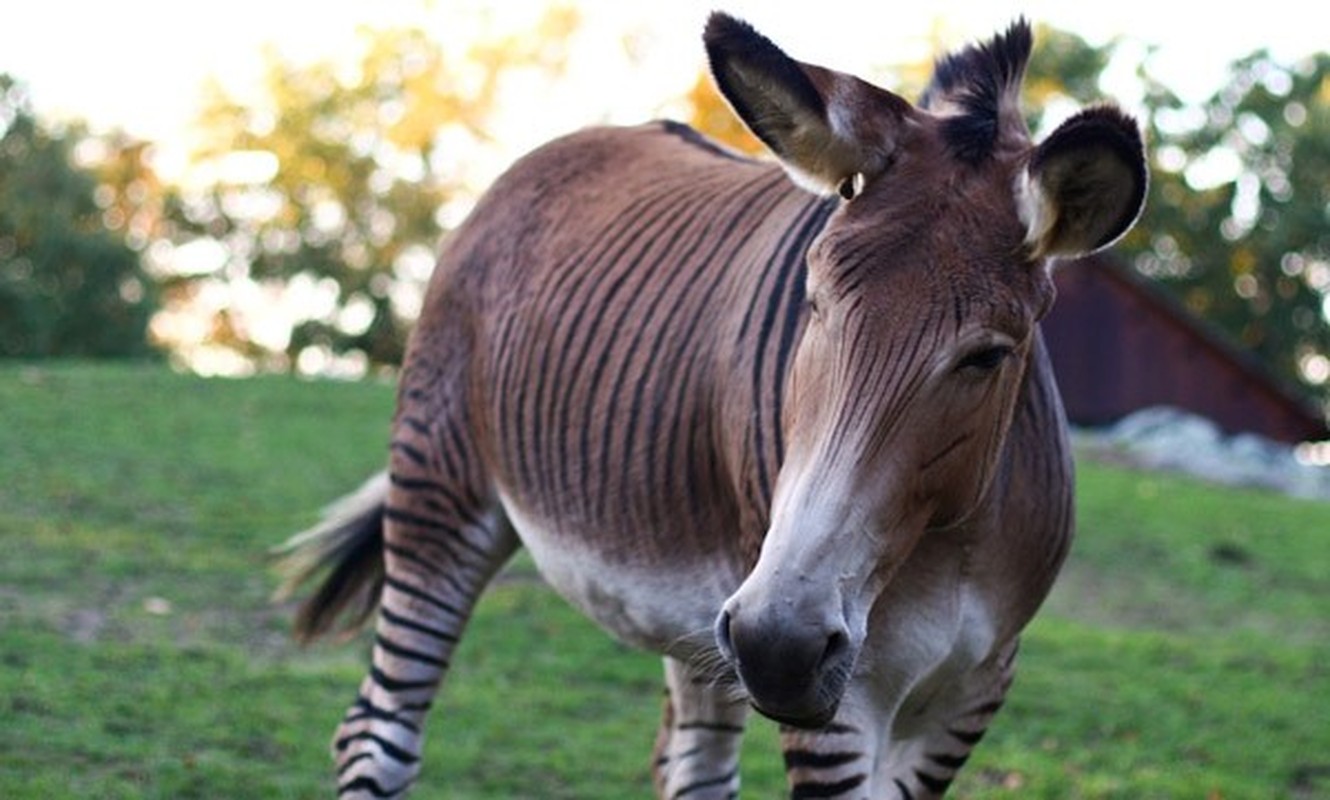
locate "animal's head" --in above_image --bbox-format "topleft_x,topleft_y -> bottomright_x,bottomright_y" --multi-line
705,14 -> 1146,726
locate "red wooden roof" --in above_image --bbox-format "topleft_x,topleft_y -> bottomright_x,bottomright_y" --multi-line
1042,255 -> 1329,444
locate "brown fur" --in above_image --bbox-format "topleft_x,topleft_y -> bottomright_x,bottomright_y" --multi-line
280,14 -> 1145,799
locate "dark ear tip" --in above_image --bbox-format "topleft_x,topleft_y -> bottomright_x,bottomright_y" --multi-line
1034,105 -> 1146,174
703,12 -> 754,50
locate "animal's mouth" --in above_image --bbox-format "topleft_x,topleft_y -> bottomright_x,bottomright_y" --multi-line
750,697 -> 841,730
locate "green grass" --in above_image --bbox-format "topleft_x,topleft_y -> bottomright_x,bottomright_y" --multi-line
1,363 -> 1327,798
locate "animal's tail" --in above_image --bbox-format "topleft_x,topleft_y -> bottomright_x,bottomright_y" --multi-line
273,471 -> 388,643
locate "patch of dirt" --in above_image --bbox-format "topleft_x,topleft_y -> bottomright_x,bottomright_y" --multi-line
63,608 -> 108,643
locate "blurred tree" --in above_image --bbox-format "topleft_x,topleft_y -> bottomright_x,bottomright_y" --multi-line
1022,29 -> 1330,411
0,75 -> 157,358
164,7 -> 580,372
1132,52 -> 1330,406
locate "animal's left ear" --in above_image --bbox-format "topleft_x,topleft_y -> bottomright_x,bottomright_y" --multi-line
1019,106 -> 1148,259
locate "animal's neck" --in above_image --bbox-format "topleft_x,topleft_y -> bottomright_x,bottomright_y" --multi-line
710,191 -> 837,547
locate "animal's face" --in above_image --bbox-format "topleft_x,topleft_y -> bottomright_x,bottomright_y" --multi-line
791,152 -> 1049,531
705,13 -> 1145,726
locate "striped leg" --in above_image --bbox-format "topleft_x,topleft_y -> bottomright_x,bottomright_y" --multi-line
334,416 -> 519,798
876,639 -> 1020,800
780,639 -> 1019,799
652,657 -> 748,800
780,720 -> 874,799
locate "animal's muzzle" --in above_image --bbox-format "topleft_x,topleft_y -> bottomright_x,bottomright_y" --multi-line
714,604 -> 855,728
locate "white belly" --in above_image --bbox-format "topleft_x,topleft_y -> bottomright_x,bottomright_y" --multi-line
498,490 -> 735,659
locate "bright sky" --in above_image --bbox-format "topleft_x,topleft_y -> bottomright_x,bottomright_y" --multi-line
2,0 -> 1325,183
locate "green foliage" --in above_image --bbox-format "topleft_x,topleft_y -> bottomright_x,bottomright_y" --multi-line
0,76 -> 157,358
1021,29 -> 1330,412
163,10 -> 580,370
1,364 -> 1327,798
1135,52 -> 1330,405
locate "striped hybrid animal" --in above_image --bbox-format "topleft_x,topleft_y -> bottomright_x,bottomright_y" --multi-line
278,13 -> 1146,799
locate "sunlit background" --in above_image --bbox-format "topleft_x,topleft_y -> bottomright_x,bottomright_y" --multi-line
2,0 -> 1328,459
8,1 -> 1326,176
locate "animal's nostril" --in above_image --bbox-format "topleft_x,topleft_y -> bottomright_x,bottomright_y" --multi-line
820,628 -> 850,669
714,610 -> 735,660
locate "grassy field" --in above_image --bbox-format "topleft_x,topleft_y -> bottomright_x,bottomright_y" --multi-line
1,363 -> 1326,799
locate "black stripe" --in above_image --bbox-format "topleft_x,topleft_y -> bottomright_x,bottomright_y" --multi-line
388,473 -> 451,495
650,180 -> 787,524
893,777 -> 915,800
336,751 -> 374,776
574,182 -> 717,522
781,722 -> 861,736
398,416 -> 430,436
380,605 -> 457,643
441,415 -> 473,478
382,507 -> 488,560
790,773 -> 867,798
382,538 -> 433,567
594,172 -> 761,523
382,542 -> 477,606
1002,639 -> 1020,669
429,429 -> 462,483
342,695 -> 423,734
914,769 -> 952,794
783,750 -> 861,770
676,721 -> 745,734
375,633 -> 449,669
666,745 -> 706,764
382,510 -> 474,568
423,493 -> 486,530
921,431 -> 974,471
334,730 -> 421,764
382,576 -> 464,619
490,308 -> 524,493
948,727 -> 986,746
926,751 -> 970,770
749,198 -> 836,504
542,192 -> 670,507
625,172 -> 789,526
769,198 -> 836,466
672,768 -> 738,798
386,481 -> 483,532
390,441 -> 427,466
369,665 -> 437,693
338,775 -> 407,798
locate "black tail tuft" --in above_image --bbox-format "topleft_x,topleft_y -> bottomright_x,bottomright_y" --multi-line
273,472 -> 389,643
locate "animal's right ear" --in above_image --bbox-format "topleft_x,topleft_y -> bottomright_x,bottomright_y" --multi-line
704,12 -> 913,198
1018,106 -> 1148,259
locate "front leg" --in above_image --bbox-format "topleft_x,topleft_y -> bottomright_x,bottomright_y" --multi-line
780,639 -> 1019,799
779,718 -> 875,799
652,657 -> 749,799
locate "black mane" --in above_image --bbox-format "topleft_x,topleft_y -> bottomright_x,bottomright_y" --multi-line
920,19 -> 1033,165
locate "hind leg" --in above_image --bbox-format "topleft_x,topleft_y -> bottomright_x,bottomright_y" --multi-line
651,657 -> 748,800
334,417 -> 518,799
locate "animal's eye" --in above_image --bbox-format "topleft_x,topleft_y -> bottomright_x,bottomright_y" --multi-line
956,344 -> 1012,373
806,295 -> 823,319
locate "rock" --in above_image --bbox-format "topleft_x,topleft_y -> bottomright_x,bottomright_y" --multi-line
1083,406 -> 1330,501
